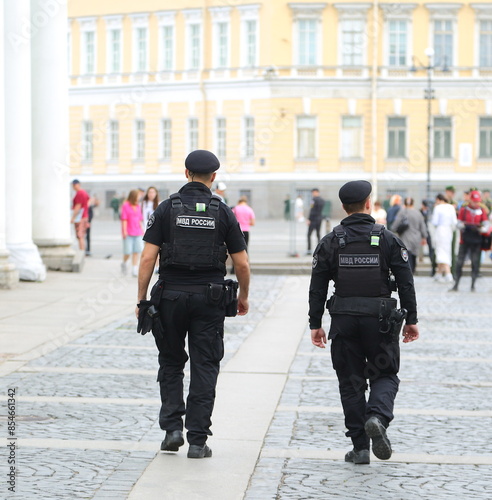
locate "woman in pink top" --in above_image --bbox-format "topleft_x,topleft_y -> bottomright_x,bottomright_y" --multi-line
120,189 -> 144,276
232,196 -> 255,248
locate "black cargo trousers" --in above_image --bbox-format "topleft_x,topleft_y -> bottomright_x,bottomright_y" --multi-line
329,314 -> 400,451
156,288 -> 225,446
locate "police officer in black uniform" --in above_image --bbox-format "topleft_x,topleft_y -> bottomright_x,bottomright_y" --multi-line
309,180 -> 419,464
136,150 -> 250,459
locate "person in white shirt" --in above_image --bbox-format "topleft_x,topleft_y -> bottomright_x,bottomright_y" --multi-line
431,193 -> 457,283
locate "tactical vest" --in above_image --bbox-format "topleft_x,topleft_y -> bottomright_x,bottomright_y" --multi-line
159,193 -> 227,274
333,223 -> 391,297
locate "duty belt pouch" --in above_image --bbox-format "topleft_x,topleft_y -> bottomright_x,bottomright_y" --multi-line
223,279 -> 239,317
207,283 -> 225,306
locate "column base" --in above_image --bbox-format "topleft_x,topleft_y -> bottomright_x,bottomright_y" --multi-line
0,251 -> 19,288
36,243 -> 78,272
7,242 -> 47,281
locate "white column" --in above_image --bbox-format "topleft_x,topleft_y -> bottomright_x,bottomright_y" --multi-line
30,0 -> 75,271
4,0 -> 46,281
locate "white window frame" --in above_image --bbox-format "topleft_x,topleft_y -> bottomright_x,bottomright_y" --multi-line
473,4 -> 492,72
209,7 -> 231,70
107,120 -> 119,161
243,116 -> 255,159
104,15 -> 123,74
157,11 -> 176,71
432,116 -> 453,159
340,115 -> 363,160
238,5 -> 260,68
134,119 -> 146,161
296,115 -> 317,160
426,3 -> 461,74
130,14 -> 149,73
82,120 -> 93,161
478,116 -> 492,158
161,118 -> 172,160
387,116 -> 407,159
381,3 -> 415,71
184,9 -> 203,71
289,3 -> 326,67
334,3 -> 371,75
79,17 -> 97,76
216,117 -> 227,158
188,118 -> 199,152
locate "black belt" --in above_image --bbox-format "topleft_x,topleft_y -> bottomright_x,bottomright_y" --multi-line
162,283 -> 210,294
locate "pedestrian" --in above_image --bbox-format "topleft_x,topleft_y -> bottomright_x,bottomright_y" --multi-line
309,180 -> 419,465
142,186 -> 160,225
110,195 -> 120,220
307,188 -> 325,254
214,181 -> 227,204
70,179 -> 90,252
390,197 -> 428,273
120,189 -> 144,277
232,195 -> 255,249
136,149 -> 250,459
431,193 -> 457,283
386,194 -> 402,228
420,200 -> 436,276
295,194 -> 305,223
85,194 -> 99,257
445,185 -> 458,211
371,200 -> 387,225
451,190 -> 489,292
284,194 -> 291,221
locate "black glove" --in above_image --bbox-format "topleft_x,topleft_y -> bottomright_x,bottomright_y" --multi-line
137,300 -> 153,335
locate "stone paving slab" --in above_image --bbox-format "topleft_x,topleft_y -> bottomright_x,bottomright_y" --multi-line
245,458 -> 492,500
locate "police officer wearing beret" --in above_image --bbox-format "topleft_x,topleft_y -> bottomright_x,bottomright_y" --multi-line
136,150 -> 250,459
309,180 -> 419,464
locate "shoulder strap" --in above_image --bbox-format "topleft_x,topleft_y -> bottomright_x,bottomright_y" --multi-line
333,224 -> 346,248
169,192 -> 182,208
370,223 -> 384,247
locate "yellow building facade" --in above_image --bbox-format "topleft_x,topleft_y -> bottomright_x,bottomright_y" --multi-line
68,0 -> 492,215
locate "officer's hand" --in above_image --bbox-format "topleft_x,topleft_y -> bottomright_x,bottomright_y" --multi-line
311,328 -> 327,348
237,297 -> 249,316
402,324 -> 419,343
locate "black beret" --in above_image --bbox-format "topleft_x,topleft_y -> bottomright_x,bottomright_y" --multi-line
185,150 -> 220,173
339,180 -> 372,204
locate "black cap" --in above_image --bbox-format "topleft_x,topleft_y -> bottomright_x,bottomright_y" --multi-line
185,150 -> 220,173
339,180 -> 372,204
72,179 -> 80,185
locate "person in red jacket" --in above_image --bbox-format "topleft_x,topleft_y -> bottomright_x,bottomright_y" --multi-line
451,191 -> 489,292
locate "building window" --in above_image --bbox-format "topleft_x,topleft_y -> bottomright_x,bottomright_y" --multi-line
216,118 -> 227,157
433,20 -> 453,67
388,20 -> 407,66
134,120 -> 145,160
243,117 -> 255,159
480,20 -> 492,67
108,120 -> 119,160
161,119 -> 172,160
83,31 -> 95,74
108,29 -> 121,73
189,24 -> 201,69
298,19 -> 317,65
433,117 -> 452,159
188,118 -> 199,152
479,117 -> 492,158
387,117 -> 406,158
82,121 -> 93,161
341,20 -> 364,66
135,27 -> 148,72
297,116 -> 316,159
341,116 -> 362,159
216,22 -> 228,68
161,25 -> 174,70
244,19 -> 257,66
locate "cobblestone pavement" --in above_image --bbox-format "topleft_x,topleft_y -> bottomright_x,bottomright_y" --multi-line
2,274 -> 492,499
245,276 -> 492,500
0,275 -> 285,499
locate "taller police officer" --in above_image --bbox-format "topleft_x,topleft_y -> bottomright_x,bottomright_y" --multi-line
309,180 -> 419,464
137,150 -> 250,459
